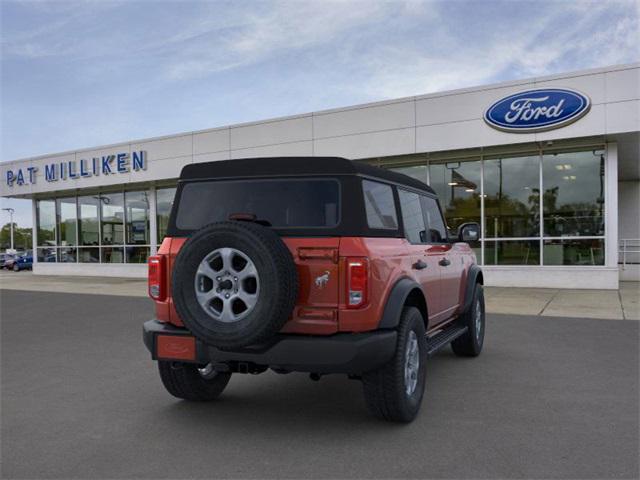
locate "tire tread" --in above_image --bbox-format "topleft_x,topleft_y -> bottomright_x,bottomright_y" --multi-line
362,307 -> 426,422
158,361 -> 231,401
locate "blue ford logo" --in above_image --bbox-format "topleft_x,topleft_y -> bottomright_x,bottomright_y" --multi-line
484,88 -> 591,133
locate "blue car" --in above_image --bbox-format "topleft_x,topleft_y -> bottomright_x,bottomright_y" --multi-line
13,253 -> 33,271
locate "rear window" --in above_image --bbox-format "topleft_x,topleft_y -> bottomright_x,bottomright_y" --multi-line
174,178 -> 340,230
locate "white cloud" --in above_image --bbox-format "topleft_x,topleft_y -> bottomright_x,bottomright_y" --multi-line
164,1 -> 400,80
1,0 -> 638,166
351,1 -> 639,100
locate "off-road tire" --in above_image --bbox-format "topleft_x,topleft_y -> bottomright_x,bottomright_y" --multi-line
172,221 -> 298,349
451,284 -> 485,357
362,307 -> 427,423
158,361 -> 231,401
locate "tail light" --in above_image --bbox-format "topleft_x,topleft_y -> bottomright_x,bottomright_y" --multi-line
148,255 -> 166,300
346,257 -> 368,308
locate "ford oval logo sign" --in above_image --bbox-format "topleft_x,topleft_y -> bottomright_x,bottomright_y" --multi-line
484,88 -> 591,133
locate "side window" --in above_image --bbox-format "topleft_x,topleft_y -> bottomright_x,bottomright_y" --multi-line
398,189 -> 427,244
421,196 -> 448,243
362,180 -> 398,230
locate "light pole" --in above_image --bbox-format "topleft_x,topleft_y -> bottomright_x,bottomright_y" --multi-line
2,207 -> 15,251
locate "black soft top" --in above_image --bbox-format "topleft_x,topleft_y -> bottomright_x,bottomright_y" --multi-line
179,156 -> 434,194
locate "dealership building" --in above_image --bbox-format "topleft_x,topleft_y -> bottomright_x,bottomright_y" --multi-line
1,63 -> 638,289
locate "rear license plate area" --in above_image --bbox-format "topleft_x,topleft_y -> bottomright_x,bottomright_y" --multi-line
156,335 -> 196,361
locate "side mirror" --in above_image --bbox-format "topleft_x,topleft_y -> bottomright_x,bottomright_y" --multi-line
458,222 -> 480,243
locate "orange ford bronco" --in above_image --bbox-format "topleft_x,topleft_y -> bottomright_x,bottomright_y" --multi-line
143,157 -> 484,422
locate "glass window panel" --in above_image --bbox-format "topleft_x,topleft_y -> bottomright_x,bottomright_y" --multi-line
100,193 -> 124,245
484,240 -> 540,265
125,191 -> 150,245
56,197 -> 77,246
78,196 -> 100,246
542,150 -> 605,237
156,187 -> 176,242
175,179 -> 339,230
398,190 -> 426,244
78,247 -> 100,263
484,155 -> 540,238
58,246 -> 77,263
429,160 -> 481,232
37,200 -> 56,246
362,180 -> 398,230
390,165 -> 429,184
126,246 -> 150,263
101,247 -> 124,263
37,247 -> 57,262
420,196 -> 448,243
543,239 -> 604,266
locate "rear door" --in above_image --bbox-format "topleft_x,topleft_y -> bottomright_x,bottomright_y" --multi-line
397,189 -> 444,323
421,195 -> 460,321
281,238 -> 341,335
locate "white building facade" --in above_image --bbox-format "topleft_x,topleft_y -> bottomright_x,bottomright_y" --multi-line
2,63 -> 639,288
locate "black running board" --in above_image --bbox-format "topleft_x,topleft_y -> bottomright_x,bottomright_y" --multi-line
426,325 -> 468,357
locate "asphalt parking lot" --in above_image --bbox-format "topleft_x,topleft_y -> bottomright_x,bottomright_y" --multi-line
1,289 -> 638,479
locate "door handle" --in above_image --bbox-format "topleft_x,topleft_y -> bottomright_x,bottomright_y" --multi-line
412,260 -> 428,270
439,258 -> 451,267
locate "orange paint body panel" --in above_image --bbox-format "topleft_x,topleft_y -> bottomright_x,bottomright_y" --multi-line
153,234 -> 474,335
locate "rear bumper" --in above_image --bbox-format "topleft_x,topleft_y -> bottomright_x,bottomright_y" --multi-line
143,319 -> 397,374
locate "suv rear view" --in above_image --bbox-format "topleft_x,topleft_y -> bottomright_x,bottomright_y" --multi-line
144,157 -> 484,422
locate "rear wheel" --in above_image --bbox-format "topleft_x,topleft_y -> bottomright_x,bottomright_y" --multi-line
158,361 -> 231,401
451,284 -> 485,357
12,264 -> 19,272
362,307 -> 427,422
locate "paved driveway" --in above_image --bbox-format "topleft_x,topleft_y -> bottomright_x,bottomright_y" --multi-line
1,290 -> 638,479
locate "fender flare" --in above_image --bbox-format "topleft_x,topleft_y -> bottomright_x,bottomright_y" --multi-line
461,265 -> 484,314
378,277 -> 427,329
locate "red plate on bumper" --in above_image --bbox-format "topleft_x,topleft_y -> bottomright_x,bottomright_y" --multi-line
156,335 -> 196,361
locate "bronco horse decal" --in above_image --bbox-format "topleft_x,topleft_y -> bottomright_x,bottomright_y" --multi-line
315,271 -> 330,288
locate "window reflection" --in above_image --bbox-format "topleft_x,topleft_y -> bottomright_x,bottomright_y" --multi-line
156,187 -> 176,242
125,191 -> 150,245
126,246 -> 150,263
484,156 -> 540,238
398,190 -> 426,244
429,160 -> 481,254
58,247 -> 77,263
544,239 -> 604,265
78,247 -> 99,263
391,165 -> 429,185
429,161 -> 481,232
37,246 -> 57,262
35,188 -> 164,265
78,196 -> 100,246
100,193 -> 124,245
56,197 -> 77,246
362,180 -> 398,230
543,151 -> 605,237
37,200 -> 56,246
484,240 -> 540,265
101,246 -> 124,263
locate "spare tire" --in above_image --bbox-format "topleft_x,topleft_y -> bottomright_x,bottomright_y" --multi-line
172,221 -> 298,349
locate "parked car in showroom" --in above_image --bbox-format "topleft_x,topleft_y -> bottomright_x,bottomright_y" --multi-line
143,157 -> 484,422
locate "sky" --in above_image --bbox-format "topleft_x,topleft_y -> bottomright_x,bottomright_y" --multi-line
1,0 -> 639,227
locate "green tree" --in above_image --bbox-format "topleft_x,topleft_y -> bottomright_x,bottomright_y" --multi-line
0,223 -> 32,251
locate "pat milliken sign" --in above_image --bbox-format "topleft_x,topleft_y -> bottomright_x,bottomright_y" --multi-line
5,150 -> 147,187
484,88 -> 591,133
